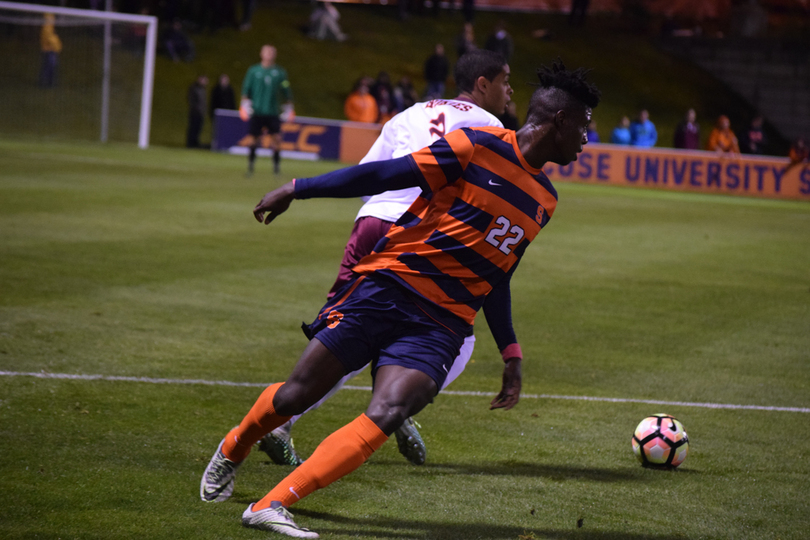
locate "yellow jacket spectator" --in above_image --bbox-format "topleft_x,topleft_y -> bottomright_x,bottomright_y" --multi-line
39,13 -> 61,87
41,13 -> 62,53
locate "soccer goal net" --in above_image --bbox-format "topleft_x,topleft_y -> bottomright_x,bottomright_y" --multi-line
0,2 -> 157,148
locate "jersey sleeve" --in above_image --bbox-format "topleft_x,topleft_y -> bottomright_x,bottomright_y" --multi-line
279,68 -> 293,102
408,127 -> 477,194
294,156 -> 428,199
482,268 -> 518,352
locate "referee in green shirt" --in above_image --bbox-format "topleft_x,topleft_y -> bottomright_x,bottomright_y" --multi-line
241,45 -> 294,175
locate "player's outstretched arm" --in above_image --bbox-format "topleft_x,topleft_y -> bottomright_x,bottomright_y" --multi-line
254,157 -> 425,225
490,357 -> 521,410
253,181 -> 295,224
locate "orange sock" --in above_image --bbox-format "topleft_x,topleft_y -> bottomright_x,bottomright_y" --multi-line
221,382 -> 291,463
253,413 -> 388,510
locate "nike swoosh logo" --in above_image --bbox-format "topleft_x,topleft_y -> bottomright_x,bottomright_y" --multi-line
488,179 -> 502,186
289,487 -> 301,500
442,365 -> 449,373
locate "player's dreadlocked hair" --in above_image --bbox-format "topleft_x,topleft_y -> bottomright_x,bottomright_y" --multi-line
525,58 -> 601,125
535,59 -> 601,108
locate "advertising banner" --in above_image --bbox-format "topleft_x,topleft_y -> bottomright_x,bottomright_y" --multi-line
213,111 -> 808,202
212,110 -> 381,162
543,143 -> 810,201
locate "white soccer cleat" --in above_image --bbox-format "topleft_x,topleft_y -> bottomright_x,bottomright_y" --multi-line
394,417 -> 426,465
200,438 -> 241,502
242,503 -> 319,538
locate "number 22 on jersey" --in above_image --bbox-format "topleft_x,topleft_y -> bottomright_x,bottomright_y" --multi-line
485,216 -> 525,255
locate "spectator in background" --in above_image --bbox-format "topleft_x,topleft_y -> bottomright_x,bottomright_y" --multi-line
707,115 -> 740,154
674,108 -> 700,150
484,20 -> 513,62
344,77 -> 379,123
39,13 -> 61,88
456,22 -> 476,58
461,0 -> 476,22
610,116 -> 632,145
186,74 -> 208,148
424,44 -> 450,100
740,115 -> 766,155
164,19 -> 195,62
630,109 -> 657,147
498,100 -> 520,131
394,76 -> 419,112
371,71 -> 396,123
240,0 -> 255,31
210,73 -> 236,119
586,119 -> 600,143
569,0 -> 590,26
308,1 -> 347,42
788,137 -> 808,165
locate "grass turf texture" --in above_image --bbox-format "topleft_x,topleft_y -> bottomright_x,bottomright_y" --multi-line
1,139 -> 809,539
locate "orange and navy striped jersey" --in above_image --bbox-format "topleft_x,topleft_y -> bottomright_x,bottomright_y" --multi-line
352,126 -> 557,326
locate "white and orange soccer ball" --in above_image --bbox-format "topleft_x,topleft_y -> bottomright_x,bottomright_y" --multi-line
631,414 -> 689,469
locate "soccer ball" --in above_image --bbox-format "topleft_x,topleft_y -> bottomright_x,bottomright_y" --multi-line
631,414 -> 689,469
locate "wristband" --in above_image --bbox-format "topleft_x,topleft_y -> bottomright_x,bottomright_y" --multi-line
501,343 -> 522,362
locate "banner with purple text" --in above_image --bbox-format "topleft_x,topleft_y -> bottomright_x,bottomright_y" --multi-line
542,143 -> 810,201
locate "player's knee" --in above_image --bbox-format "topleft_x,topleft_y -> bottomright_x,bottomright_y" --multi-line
273,380 -> 312,417
365,402 -> 410,435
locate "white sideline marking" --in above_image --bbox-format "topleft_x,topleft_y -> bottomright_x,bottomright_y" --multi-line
1,370 -> 808,413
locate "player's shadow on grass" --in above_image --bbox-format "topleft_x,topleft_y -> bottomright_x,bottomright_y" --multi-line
375,459 -> 645,483
293,509 -> 697,539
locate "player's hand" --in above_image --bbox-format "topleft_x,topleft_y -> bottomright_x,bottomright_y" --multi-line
490,357 -> 521,410
281,103 -> 295,123
239,98 -> 253,121
253,181 -> 296,224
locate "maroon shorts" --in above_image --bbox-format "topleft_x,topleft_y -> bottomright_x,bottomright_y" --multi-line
327,216 -> 393,298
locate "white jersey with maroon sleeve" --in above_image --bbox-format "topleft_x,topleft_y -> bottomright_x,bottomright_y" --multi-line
355,98 -> 504,223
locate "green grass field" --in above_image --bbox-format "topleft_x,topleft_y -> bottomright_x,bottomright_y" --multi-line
1,139 -> 809,539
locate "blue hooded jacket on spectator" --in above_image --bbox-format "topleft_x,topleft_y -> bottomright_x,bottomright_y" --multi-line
630,110 -> 657,147
610,116 -> 632,145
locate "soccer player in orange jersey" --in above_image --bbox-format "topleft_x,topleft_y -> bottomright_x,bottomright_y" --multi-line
259,50 -> 514,468
201,60 -> 600,538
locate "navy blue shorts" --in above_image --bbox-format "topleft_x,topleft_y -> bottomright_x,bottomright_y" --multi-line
304,275 -> 465,390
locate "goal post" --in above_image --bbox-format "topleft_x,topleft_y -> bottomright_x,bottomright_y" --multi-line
0,1 -> 157,148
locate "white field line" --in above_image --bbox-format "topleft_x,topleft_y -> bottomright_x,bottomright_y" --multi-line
2,370 -> 808,413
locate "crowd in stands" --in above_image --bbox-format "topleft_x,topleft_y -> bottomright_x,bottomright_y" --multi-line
609,111 -> 658,147
344,19 -> 515,125
602,107 -> 806,162
344,73 -> 420,124
139,0 -> 805,161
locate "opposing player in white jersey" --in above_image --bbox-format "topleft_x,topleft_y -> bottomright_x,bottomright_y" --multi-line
259,50 -> 523,467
